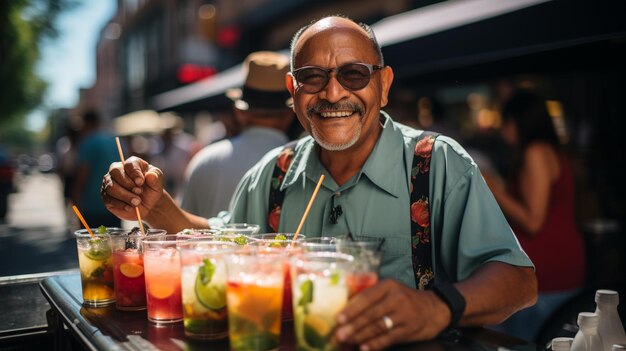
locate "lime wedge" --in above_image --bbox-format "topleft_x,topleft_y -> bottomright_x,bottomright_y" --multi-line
84,247 -> 111,261
195,260 -> 226,310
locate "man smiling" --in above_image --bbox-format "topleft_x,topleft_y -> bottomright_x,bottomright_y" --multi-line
101,15 -> 537,350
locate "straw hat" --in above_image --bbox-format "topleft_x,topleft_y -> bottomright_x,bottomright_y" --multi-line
226,51 -> 292,111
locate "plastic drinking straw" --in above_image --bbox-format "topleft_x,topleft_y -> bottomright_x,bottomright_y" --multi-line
293,174 -> 325,241
72,205 -> 95,238
115,137 -> 146,236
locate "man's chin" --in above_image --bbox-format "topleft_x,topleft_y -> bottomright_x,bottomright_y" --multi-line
313,133 -> 360,152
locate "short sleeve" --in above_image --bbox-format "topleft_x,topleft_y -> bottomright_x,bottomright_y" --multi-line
429,137 -> 534,283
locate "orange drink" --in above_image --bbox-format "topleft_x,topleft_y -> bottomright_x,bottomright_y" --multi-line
143,234 -> 189,324
74,228 -> 115,307
225,250 -> 286,351
249,233 -> 305,322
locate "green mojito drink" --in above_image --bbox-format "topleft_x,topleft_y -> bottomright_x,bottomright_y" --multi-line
74,227 -> 115,307
291,252 -> 353,351
179,240 -> 238,340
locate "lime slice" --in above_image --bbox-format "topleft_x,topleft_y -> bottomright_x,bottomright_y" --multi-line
195,260 -> 226,310
120,263 -> 143,278
233,235 -> 248,246
85,247 -> 111,261
303,314 -> 331,348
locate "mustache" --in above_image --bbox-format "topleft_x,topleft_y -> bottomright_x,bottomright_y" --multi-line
307,101 -> 364,117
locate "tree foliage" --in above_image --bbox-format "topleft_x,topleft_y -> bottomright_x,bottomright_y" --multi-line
0,0 -> 77,132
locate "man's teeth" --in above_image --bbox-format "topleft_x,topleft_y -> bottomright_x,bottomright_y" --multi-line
320,111 -> 353,118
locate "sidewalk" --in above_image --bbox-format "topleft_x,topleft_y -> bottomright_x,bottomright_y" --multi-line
0,172 -> 77,277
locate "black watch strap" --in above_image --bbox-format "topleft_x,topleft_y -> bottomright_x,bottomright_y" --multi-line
433,283 -> 466,329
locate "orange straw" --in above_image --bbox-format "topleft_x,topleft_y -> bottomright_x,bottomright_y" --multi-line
115,137 -> 146,236
72,205 -> 95,238
293,174 -> 325,241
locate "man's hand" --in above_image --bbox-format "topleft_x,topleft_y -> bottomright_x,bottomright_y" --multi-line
100,156 -> 164,222
334,280 -> 451,350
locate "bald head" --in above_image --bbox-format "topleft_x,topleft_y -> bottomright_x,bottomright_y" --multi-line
289,16 -> 384,71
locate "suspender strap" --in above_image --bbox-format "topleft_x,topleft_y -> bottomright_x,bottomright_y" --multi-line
410,131 -> 439,290
267,140 -> 298,233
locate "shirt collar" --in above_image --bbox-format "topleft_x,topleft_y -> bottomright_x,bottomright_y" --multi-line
281,111 -> 404,198
358,111 -> 405,198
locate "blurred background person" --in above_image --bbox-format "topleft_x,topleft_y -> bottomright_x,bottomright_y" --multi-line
486,89 -> 587,341
150,114 -> 194,202
55,123 -> 80,228
72,110 -> 121,228
180,51 -> 296,218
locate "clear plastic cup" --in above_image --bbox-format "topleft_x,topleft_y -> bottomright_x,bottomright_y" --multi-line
109,228 -> 166,311
335,237 -> 384,297
225,250 -> 287,351
142,234 -> 191,324
178,240 -> 238,340
74,228 -> 116,307
290,251 -> 354,351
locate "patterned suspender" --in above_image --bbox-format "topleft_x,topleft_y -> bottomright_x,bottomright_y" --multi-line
410,131 -> 439,290
267,132 -> 439,290
267,140 -> 298,233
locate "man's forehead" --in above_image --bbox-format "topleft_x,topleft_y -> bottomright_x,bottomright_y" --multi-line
294,18 -> 372,60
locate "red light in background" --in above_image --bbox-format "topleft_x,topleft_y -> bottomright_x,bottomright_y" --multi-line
177,64 -> 217,84
217,26 -> 241,48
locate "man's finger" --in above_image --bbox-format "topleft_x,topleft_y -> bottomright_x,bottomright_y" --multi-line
123,156 -> 147,186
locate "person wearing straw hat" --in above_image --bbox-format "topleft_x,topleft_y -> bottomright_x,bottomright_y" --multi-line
179,51 -> 296,218
101,15 -> 536,350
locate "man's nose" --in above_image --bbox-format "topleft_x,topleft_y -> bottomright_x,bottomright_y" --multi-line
318,75 -> 350,103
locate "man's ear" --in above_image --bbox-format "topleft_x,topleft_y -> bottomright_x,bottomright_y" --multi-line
379,66 -> 394,108
286,73 -> 296,112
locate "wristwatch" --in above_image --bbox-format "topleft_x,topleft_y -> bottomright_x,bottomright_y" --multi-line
433,282 -> 466,329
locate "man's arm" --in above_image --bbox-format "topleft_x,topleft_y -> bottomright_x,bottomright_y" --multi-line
334,262 -> 537,351
456,262 -> 537,326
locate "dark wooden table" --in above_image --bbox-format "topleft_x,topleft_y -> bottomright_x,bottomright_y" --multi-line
39,273 -> 541,351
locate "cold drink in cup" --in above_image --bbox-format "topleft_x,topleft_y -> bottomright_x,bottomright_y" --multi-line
74,228 -> 115,307
336,237 -> 383,297
143,234 -> 189,324
179,240 -> 238,340
249,233 -> 305,321
225,250 -> 286,351
291,252 -> 353,351
109,228 -> 165,311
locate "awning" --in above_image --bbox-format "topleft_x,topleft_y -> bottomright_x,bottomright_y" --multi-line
380,0 -> 626,83
150,0 -> 625,112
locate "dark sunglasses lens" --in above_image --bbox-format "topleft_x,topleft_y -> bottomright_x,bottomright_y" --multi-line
337,64 -> 372,90
296,67 -> 328,93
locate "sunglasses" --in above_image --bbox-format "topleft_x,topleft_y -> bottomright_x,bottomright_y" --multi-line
292,62 -> 383,94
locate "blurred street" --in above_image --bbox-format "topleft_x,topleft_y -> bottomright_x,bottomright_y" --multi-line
0,172 -> 78,277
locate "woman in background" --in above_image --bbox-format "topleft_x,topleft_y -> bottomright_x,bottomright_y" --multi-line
485,89 -> 587,342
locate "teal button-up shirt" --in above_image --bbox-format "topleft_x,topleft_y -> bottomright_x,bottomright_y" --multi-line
229,112 -> 533,288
